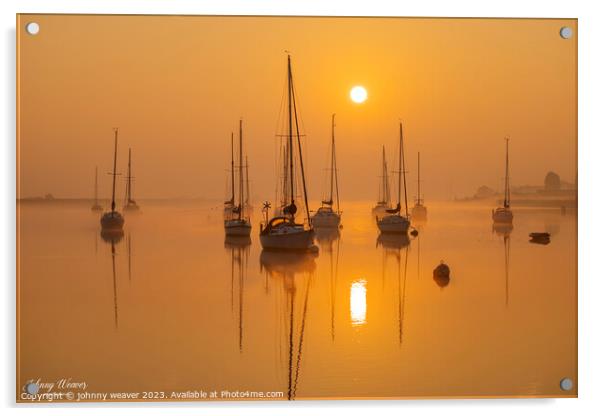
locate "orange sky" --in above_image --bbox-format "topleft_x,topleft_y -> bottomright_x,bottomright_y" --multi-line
17,15 -> 577,201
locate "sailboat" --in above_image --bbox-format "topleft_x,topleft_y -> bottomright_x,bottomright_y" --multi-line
311,113 -> 341,228
372,146 -> 392,215
224,132 -> 235,217
100,128 -> 125,232
225,119 -> 252,237
259,54 -> 316,251
376,123 -> 411,234
411,152 -> 427,220
123,148 -> 140,212
492,138 -> 513,224
91,166 -> 103,212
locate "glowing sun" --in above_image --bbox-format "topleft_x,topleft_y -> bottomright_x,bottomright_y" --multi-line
350,86 -> 368,104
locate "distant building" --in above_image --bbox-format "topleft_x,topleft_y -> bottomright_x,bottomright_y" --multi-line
508,171 -> 577,208
544,172 -> 561,191
44,193 -> 55,200
474,185 -> 496,199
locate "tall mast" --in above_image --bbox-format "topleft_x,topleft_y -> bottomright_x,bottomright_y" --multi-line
230,132 -> 235,204
110,128 -> 118,212
289,58 -> 311,226
281,135 -> 289,208
504,138 -> 510,208
94,166 -> 98,205
400,123 -> 409,216
333,115 -> 340,214
245,156 -> 250,205
397,125 -> 402,207
287,55 -> 295,210
381,146 -> 388,204
126,148 -> 132,203
238,119 -> 244,219
329,114 -> 335,204
417,152 -> 421,204
379,148 -> 383,202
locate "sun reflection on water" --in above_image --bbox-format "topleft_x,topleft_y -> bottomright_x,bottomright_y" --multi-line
350,279 -> 367,326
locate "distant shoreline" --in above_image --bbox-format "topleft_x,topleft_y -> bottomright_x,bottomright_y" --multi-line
16,197 -> 222,203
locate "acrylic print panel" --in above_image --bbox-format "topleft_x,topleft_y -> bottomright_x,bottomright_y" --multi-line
16,14 -> 577,402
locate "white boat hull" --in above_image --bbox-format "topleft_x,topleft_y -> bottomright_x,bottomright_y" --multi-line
123,203 -> 140,213
311,211 -> 341,228
377,233 -> 410,249
376,214 -> 410,234
411,204 -> 427,220
224,235 -> 252,248
224,219 -> 252,236
492,207 -> 513,224
260,229 -> 315,251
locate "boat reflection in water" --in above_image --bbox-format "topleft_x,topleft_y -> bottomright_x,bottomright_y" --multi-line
376,232 -> 410,345
314,227 -> 341,340
493,223 -> 512,305
126,233 -> 133,283
376,233 -> 410,251
314,227 -> 340,249
492,223 -> 513,237
224,235 -> 252,249
100,229 -> 124,245
99,229 -> 123,329
259,250 -> 316,400
224,235 -> 251,352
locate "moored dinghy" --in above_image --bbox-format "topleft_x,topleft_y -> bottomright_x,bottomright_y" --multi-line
376,122 -> 410,234
100,128 -> 125,232
260,54 -> 316,252
529,232 -> 550,245
312,113 -> 342,229
225,119 -> 252,237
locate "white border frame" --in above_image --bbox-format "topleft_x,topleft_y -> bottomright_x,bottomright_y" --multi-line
3,1 -> 600,415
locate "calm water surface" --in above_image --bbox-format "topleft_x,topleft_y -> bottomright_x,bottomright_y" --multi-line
17,201 -> 577,400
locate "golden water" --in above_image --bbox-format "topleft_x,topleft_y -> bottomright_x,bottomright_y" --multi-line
17,201 -> 577,400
